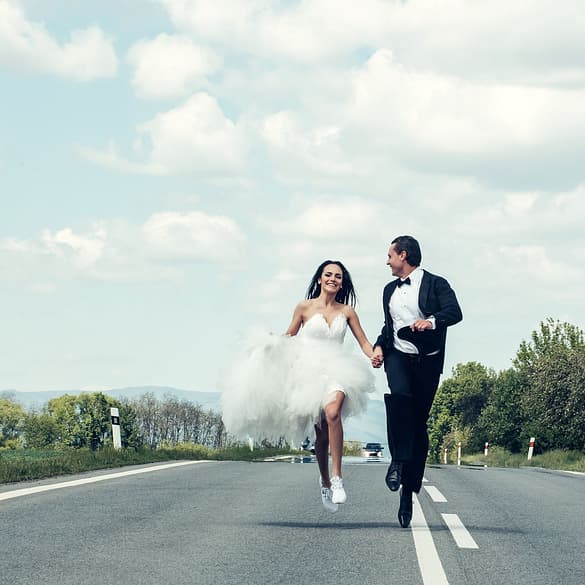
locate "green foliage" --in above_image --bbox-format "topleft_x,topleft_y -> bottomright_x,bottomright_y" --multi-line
0,398 -> 26,448
514,317 -> 585,375
522,346 -> 585,451
0,444 -> 295,484
24,412 -> 59,448
430,318 -> 585,460
461,446 -> 585,473
47,392 -> 140,451
428,361 -> 494,460
474,368 -> 526,452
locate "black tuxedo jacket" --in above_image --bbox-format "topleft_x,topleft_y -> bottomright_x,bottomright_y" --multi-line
374,269 -> 462,372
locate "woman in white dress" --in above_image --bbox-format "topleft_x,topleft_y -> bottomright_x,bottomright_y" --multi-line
285,260 -> 376,511
221,260 -> 376,512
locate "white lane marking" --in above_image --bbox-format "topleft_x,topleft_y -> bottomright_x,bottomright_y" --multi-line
422,476 -> 429,482
0,460 -> 212,503
441,513 -> 479,549
423,485 -> 447,503
412,494 -> 450,585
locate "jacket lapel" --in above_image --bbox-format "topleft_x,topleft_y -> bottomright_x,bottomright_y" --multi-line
384,280 -> 399,323
418,269 -> 430,313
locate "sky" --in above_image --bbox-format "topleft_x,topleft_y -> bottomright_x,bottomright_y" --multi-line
1,0 -> 585,398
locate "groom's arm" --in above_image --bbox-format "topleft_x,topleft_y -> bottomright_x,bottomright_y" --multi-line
430,276 -> 462,328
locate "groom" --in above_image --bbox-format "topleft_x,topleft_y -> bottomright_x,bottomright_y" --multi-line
372,235 -> 462,528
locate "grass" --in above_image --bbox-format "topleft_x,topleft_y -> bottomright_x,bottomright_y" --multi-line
460,446 -> 585,472
0,444 -> 295,484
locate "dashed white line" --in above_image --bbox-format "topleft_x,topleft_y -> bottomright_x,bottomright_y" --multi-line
412,494 -> 450,585
423,485 -> 447,503
441,513 -> 479,549
0,460 -> 212,502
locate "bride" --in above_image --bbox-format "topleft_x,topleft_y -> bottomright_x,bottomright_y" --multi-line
221,260 -> 376,512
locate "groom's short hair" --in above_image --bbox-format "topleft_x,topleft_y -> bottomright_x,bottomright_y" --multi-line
392,235 -> 421,266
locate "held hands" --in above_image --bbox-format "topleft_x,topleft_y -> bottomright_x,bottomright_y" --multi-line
371,347 -> 384,369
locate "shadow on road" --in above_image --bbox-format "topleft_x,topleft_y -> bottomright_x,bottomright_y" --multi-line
256,521 -> 395,529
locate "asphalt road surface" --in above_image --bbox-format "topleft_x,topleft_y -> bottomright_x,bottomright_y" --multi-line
1,458 -> 584,585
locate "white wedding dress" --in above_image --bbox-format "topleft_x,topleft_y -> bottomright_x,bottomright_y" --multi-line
220,313 -> 375,444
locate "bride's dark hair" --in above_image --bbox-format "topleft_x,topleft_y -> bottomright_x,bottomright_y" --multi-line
305,260 -> 357,307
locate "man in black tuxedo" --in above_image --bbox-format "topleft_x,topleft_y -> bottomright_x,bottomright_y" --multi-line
372,235 -> 462,528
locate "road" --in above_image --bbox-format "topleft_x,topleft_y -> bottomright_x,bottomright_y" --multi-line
1,458 -> 584,585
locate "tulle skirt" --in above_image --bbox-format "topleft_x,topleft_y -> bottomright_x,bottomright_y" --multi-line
220,329 -> 376,444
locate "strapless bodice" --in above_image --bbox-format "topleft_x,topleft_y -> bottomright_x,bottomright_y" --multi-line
299,313 -> 347,344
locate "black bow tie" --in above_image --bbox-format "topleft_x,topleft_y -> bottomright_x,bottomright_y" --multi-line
397,277 -> 411,287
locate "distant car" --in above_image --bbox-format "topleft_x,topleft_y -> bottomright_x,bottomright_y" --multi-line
362,442 -> 384,458
301,437 -> 315,454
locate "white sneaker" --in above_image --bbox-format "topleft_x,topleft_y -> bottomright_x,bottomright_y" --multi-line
330,476 -> 347,504
320,480 -> 338,513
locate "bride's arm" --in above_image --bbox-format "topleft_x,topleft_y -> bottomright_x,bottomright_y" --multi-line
346,307 -> 375,359
284,301 -> 307,336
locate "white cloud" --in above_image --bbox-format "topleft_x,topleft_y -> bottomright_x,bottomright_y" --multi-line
461,184 -> 585,237
160,0 -> 585,81
262,197 -> 385,240
42,227 -> 106,270
340,49 -> 585,186
142,211 -> 245,261
0,0 -> 118,80
349,49 -> 585,154
476,244 -> 571,287
261,111 -> 355,178
126,34 -> 221,100
0,211 -> 246,283
80,93 -> 246,175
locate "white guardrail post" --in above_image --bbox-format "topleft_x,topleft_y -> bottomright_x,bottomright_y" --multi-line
110,407 -> 121,449
527,437 -> 535,460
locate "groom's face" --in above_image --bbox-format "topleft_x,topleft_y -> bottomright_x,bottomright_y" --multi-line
387,244 -> 407,277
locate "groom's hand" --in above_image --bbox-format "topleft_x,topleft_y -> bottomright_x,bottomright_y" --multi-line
411,319 -> 433,331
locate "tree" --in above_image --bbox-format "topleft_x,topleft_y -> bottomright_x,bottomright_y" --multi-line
428,362 -> 495,459
513,319 -> 585,452
24,411 -> 59,448
47,392 -> 139,450
0,398 -> 26,448
514,318 -> 585,375
522,346 -> 585,451
474,368 -> 525,452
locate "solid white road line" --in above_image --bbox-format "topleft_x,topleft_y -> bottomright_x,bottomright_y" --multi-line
423,485 -> 447,503
0,460 -> 212,503
441,513 -> 479,549
412,494 -> 450,585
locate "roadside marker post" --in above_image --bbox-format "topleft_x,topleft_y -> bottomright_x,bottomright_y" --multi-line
484,442 -> 489,456
527,437 -> 535,460
443,447 -> 448,465
457,442 -> 462,467
110,407 -> 121,449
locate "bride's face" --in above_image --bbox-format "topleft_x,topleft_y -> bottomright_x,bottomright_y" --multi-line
319,263 -> 343,293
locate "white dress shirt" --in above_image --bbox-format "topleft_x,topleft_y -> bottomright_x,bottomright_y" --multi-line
389,267 -> 436,355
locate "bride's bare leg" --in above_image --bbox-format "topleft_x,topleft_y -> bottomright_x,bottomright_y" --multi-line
314,415 -> 330,486
324,392 -> 345,478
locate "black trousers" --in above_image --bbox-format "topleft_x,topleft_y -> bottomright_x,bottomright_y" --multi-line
384,350 -> 442,493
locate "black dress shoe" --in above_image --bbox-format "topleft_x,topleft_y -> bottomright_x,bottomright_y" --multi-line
385,461 -> 402,492
398,488 -> 413,528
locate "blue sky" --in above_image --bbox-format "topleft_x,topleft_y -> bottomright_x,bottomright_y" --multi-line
2,0 -> 585,395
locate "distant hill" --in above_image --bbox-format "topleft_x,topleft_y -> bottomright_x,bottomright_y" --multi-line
3,386 -> 221,411
3,386 -> 387,447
